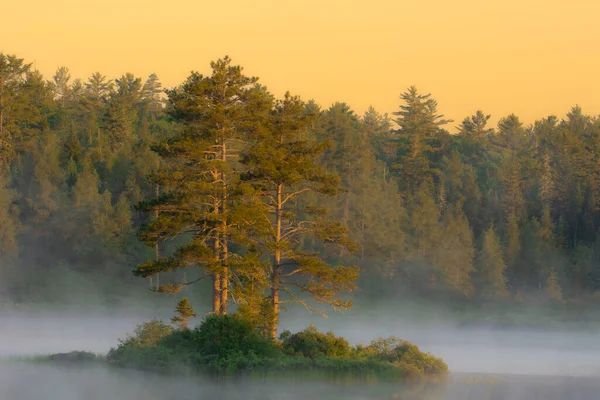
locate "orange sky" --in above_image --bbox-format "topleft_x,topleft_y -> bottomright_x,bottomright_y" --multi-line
3,0 -> 600,130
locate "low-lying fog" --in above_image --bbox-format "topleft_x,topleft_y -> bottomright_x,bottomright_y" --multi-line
281,312 -> 600,377
3,308 -> 600,399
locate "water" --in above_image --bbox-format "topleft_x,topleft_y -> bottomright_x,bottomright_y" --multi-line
3,311 -> 600,399
2,362 -> 600,399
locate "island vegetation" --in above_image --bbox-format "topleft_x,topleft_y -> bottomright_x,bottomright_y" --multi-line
105,314 -> 447,381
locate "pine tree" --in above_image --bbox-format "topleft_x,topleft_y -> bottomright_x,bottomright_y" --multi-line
135,56 -> 272,315
0,53 -> 32,162
436,207 -> 475,294
491,114 -> 530,156
27,132 -> 64,225
544,268 -> 563,302
104,73 -> 143,152
171,298 -> 197,330
362,105 -> 393,165
456,110 -> 493,167
505,213 -> 520,267
50,66 -> 73,108
80,72 -> 112,147
500,155 -> 526,222
391,86 -> 452,196
141,73 -> 164,114
315,103 -> 402,261
241,92 -> 359,339
0,173 -> 18,262
475,225 -> 508,299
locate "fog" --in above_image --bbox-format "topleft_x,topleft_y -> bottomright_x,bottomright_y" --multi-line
278,311 -> 600,377
3,308 -> 600,399
4,361 -> 600,400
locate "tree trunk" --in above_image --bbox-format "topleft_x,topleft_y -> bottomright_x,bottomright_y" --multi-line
270,184 -> 283,340
0,78 -> 4,138
212,273 -> 221,314
154,182 -> 160,290
213,192 -> 222,315
220,141 -> 228,314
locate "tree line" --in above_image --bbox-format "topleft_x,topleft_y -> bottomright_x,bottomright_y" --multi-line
1,52 -> 600,328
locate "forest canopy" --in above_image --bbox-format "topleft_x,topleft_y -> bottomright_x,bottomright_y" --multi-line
1,52 -> 599,319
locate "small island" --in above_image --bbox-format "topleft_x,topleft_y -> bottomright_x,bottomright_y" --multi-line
63,313 -> 446,382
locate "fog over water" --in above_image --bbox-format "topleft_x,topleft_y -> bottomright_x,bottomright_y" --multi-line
279,312 -> 600,377
3,309 -> 600,399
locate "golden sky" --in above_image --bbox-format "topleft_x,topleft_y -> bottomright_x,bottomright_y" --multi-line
3,0 -> 600,130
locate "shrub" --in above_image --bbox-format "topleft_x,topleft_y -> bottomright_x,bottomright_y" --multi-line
107,343 -> 177,370
109,314 -> 279,374
192,314 -> 278,363
280,325 -> 352,359
362,336 -> 448,376
106,319 -> 174,367
118,319 -> 173,348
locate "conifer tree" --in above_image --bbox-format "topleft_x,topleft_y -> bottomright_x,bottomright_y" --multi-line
437,207 -> 475,294
545,268 -> 563,302
50,66 -> 73,108
0,173 -> 18,262
171,298 -> 197,330
104,73 -> 143,151
475,225 -> 508,298
391,86 -> 452,196
241,92 -> 359,339
505,213 -> 521,268
0,53 -> 31,159
456,110 -> 493,168
134,56 -> 272,315
491,114 -> 530,156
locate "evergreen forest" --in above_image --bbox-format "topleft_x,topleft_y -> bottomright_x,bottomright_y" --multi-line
2,52 -> 599,322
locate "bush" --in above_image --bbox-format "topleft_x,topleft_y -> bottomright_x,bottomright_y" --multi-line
107,343 -> 178,370
118,319 -> 173,348
193,314 -> 278,362
106,319 -> 174,367
280,325 -> 351,359
362,336 -> 448,376
108,314 -> 279,374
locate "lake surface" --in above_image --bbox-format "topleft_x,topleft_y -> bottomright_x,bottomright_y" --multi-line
3,311 -> 600,399
2,362 -> 600,400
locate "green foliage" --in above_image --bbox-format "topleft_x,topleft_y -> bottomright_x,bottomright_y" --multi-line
171,298 -> 197,330
475,225 -> 508,299
107,316 -> 447,381
108,314 -> 279,374
134,56 -> 274,316
6,49 -> 600,320
118,319 -> 173,348
280,325 -> 351,359
236,294 -> 274,338
241,93 -> 359,338
361,337 -> 448,377
191,314 -> 278,363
